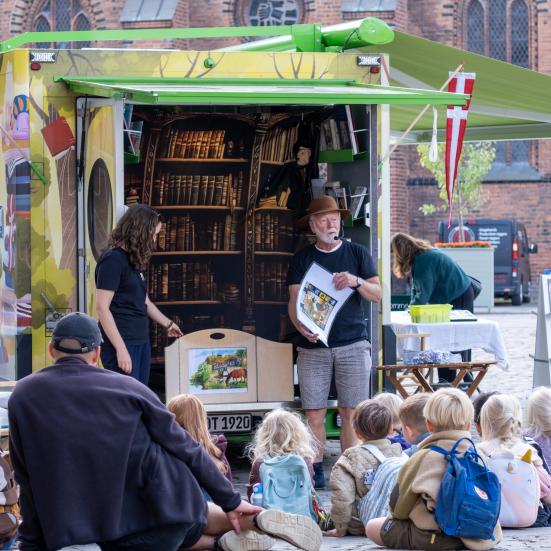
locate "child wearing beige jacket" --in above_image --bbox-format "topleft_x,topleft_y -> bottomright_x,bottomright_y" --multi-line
327,400 -> 403,536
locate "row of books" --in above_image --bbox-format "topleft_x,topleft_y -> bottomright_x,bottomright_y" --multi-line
158,129 -> 227,159
152,172 -> 245,207
320,106 -> 359,154
254,212 -> 296,252
157,214 -> 241,252
148,262 -> 217,301
255,260 -> 290,301
260,124 -> 299,163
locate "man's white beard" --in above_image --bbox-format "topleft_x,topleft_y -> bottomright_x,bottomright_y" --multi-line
316,231 -> 338,245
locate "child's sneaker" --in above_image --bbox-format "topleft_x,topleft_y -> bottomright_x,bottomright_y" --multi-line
218,529 -> 275,551
255,509 -> 322,551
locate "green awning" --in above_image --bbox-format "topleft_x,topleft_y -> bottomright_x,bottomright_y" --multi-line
55,76 -> 467,106
360,31 -> 551,142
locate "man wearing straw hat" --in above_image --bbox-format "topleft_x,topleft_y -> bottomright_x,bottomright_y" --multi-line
287,195 -> 382,489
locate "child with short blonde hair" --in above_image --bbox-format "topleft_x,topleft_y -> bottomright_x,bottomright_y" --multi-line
327,400 -> 403,537
526,386 -> 551,468
399,393 -> 430,457
366,388 -> 502,550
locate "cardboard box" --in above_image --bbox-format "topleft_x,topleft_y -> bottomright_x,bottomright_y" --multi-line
165,329 -> 293,404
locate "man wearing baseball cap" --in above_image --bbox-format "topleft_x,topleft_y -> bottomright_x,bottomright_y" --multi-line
9,313 -> 321,551
287,196 -> 382,489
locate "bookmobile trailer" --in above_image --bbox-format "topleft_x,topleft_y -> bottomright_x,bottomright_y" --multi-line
0,20 -> 466,437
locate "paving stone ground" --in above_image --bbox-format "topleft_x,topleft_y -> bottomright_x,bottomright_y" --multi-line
232,302 -> 551,550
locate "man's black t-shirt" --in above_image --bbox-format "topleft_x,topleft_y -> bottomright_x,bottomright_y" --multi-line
95,247 -> 149,345
286,240 -> 377,348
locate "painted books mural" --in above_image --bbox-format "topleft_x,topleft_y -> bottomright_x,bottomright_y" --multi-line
188,347 -> 248,393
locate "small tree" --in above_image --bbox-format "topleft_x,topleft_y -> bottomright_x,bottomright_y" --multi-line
417,141 -> 496,240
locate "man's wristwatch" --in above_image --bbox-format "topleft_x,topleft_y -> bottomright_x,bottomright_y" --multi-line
353,277 -> 365,290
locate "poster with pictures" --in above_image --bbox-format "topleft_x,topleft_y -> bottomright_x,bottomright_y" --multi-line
296,262 -> 353,346
188,347 -> 248,394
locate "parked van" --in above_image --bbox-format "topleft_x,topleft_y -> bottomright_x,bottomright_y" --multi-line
438,219 -> 538,305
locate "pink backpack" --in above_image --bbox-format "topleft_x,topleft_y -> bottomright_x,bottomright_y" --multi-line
489,449 -> 540,527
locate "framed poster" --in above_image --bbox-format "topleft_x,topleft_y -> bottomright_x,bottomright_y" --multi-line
188,347 -> 248,394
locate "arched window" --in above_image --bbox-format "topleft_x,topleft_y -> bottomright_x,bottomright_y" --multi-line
467,0 -> 484,54
465,0 -> 532,171
511,0 -> 529,67
32,0 -> 92,48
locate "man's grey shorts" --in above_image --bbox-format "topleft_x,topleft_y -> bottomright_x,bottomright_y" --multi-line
297,339 -> 372,409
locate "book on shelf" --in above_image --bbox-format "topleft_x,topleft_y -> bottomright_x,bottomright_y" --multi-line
254,260 -> 289,301
149,261 -> 217,301
349,186 -> 368,219
160,128 -> 228,159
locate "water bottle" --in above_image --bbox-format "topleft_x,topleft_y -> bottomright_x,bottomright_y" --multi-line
251,482 -> 263,506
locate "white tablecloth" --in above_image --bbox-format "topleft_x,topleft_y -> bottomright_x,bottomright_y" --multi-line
390,311 -> 509,370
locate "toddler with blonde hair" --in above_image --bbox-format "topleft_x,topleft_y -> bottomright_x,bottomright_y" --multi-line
526,386 -> 551,468
246,409 -> 317,499
478,394 -> 551,510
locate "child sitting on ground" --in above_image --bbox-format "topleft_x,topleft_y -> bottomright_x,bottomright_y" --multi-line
167,393 -> 232,482
374,392 -> 410,450
526,387 -> 551,468
398,393 -> 430,457
327,400 -> 403,537
365,388 -> 502,550
246,408 -> 316,500
478,394 -> 551,513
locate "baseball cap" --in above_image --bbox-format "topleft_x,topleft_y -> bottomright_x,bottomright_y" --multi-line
51,312 -> 103,354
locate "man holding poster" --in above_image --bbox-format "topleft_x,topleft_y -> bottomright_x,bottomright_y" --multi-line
287,196 -> 381,488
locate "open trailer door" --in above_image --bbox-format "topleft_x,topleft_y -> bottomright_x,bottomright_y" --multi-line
76,98 -> 124,315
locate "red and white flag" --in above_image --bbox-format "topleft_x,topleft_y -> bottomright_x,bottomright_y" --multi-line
445,72 -> 476,225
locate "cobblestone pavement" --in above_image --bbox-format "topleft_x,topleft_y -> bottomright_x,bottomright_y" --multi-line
232,302 -> 551,550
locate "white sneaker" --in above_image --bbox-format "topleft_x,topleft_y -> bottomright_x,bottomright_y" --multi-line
218,529 -> 276,551
255,509 -> 322,551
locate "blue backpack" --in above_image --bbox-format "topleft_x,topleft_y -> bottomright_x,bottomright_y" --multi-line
429,437 -> 501,540
259,455 -> 315,520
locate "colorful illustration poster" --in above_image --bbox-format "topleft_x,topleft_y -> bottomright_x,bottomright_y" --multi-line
188,347 -> 248,394
297,262 -> 353,346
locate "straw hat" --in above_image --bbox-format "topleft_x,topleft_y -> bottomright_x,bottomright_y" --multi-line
296,195 -> 350,231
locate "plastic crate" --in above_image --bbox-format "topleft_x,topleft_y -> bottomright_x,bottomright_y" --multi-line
409,304 -> 452,323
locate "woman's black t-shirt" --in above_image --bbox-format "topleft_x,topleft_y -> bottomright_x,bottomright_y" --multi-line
95,247 -> 149,345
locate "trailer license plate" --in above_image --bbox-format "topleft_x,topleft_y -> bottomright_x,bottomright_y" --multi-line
207,413 -> 252,433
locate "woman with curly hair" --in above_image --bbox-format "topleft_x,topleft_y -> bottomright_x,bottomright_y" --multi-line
95,204 -> 182,384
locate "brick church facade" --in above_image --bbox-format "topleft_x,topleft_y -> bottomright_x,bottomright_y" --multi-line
1,0 -> 551,280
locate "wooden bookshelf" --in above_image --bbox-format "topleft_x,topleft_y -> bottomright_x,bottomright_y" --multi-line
155,300 -> 224,305
152,251 -> 243,256
254,251 -> 294,256
156,158 -> 249,163
154,206 -> 245,211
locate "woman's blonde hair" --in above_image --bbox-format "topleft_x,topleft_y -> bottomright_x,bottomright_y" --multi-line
373,392 -> 403,427
423,388 -> 473,432
527,387 -> 551,438
480,394 -> 523,445
247,409 -> 317,462
391,232 -> 433,278
167,394 -> 227,474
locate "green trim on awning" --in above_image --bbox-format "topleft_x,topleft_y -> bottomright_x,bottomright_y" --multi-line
55,76 -> 468,106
